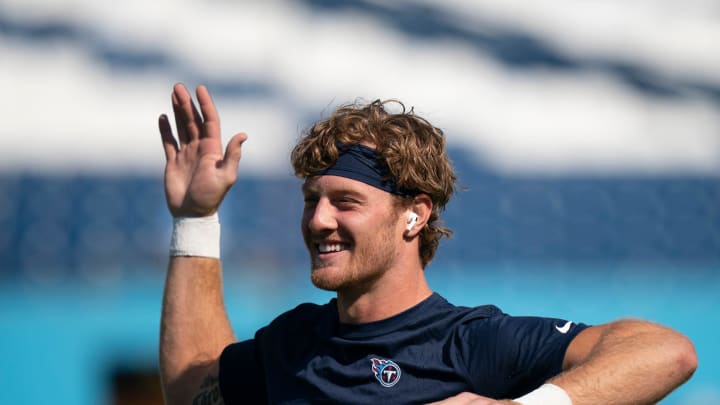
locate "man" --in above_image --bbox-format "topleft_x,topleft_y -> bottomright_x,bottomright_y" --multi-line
158,83 -> 697,404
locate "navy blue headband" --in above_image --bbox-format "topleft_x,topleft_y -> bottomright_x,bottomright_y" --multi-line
316,144 -> 417,196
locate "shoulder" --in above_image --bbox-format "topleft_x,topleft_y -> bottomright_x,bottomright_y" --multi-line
453,308 -> 589,359
459,311 -> 587,342
458,303 -> 504,321
415,295 -> 505,338
218,301 -> 336,404
269,300 -> 335,326
258,300 -> 337,341
426,294 -> 503,320
447,301 -> 505,329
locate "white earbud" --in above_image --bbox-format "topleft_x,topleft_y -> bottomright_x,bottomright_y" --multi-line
406,212 -> 419,231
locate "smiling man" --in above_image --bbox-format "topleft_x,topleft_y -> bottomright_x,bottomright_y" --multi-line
158,83 -> 697,405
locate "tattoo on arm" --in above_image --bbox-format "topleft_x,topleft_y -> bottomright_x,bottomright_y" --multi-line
192,374 -> 224,405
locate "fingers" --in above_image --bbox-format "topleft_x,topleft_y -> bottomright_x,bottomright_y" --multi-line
158,114 -> 178,161
196,85 -> 221,140
171,87 -> 188,144
222,133 -> 248,178
171,83 -> 203,145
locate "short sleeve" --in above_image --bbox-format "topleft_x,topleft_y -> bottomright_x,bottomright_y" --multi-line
462,315 -> 588,398
218,338 -> 268,405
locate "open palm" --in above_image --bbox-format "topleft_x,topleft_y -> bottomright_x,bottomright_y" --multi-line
158,83 -> 247,217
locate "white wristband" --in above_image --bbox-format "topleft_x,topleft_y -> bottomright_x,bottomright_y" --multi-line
514,384 -> 572,405
169,213 -> 221,259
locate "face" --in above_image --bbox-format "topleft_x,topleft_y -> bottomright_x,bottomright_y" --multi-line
301,175 -> 406,292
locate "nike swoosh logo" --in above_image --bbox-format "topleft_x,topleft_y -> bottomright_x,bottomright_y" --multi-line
555,321 -> 573,334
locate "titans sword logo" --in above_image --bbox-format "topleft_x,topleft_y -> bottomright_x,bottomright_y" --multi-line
370,358 -> 402,387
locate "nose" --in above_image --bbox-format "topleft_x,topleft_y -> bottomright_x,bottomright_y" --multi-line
304,198 -> 337,234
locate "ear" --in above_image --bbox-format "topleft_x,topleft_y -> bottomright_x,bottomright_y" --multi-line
404,194 -> 432,238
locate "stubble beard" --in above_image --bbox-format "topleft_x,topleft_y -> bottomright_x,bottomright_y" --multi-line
309,221 -> 399,293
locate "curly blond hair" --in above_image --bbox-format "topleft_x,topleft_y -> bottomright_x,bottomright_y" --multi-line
291,99 -> 457,267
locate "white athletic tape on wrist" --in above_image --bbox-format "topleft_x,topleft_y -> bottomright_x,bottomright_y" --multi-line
170,213 -> 220,258
514,384 -> 572,405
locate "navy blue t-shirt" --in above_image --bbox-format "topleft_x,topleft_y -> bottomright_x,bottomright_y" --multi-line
219,293 -> 587,404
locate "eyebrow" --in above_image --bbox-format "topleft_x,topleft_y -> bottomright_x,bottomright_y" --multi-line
301,182 -> 367,199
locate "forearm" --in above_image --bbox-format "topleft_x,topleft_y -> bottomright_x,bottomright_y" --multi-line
160,256 -> 235,403
552,320 -> 697,405
156,83 -> 248,404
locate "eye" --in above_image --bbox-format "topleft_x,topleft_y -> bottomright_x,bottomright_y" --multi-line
335,197 -> 360,209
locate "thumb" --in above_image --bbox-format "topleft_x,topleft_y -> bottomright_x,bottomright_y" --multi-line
222,132 -> 248,176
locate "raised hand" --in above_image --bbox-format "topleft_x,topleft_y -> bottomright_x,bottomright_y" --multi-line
158,83 -> 247,217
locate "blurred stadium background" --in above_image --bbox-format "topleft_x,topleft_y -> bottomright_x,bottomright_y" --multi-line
1,0 -> 719,403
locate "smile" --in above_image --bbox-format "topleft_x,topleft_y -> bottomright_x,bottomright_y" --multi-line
317,242 -> 349,253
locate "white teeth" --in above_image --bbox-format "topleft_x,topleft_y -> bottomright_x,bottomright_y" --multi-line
318,243 -> 344,253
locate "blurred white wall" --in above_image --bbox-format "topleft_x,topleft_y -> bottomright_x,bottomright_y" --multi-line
1,0 -> 719,176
